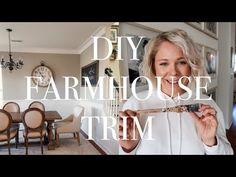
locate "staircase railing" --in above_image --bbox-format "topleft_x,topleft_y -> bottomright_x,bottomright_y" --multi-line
104,67 -> 119,118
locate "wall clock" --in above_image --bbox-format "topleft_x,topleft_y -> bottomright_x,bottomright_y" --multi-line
31,63 -> 53,87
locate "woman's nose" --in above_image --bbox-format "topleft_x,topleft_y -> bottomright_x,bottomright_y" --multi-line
169,64 -> 178,76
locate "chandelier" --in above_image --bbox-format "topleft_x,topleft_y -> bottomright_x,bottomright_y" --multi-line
1,29 -> 24,71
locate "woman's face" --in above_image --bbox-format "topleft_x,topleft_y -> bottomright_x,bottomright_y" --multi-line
154,41 -> 191,97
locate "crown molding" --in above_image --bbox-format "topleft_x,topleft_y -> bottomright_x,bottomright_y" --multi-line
0,47 -> 78,54
77,26 -> 106,54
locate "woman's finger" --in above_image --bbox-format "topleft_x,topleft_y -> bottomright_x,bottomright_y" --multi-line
119,117 -> 123,126
119,127 -> 132,139
119,125 -> 123,131
202,108 -> 217,116
199,104 -> 211,112
119,110 -> 135,126
119,128 -> 124,137
119,111 -> 127,117
125,109 -> 137,117
119,110 -> 137,120
201,115 -> 217,123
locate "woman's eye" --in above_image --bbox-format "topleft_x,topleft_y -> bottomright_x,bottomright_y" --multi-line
178,61 -> 187,65
160,63 -> 168,66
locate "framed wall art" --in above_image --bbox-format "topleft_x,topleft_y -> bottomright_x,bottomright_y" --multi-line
204,22 -> 218,39
204,47 -> 217,78
110,26 -> 119,44
187,22 -> 204,31
81,61 -> 99,86
231,46 -> 235,70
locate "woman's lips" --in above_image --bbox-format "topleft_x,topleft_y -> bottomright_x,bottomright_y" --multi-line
166,79 -> 179,85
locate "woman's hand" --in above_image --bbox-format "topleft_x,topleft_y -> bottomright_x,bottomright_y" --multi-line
119,110 -> 140,153
189,104 -> 218,146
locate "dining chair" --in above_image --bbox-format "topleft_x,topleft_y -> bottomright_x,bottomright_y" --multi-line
28,101 -> 45,111
3,102 -> 20,112
0,109 -> 18,155
54,105 -> 84,147
28,101 -> 47,143
22,108 -> 46,155
3,102 -> 20,147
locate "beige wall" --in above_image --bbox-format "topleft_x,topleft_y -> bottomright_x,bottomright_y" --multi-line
79,35 -> 108,102
0,52 -> 80,100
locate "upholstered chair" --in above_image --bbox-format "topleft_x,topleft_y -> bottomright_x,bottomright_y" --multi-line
3,102 -> 20,112
28,101 -> 45,111
54,105 -> 84,147
3,102 -> 20,146
28,101 -> 47,141
22,108 -> 46,155
0,109 -> 18,155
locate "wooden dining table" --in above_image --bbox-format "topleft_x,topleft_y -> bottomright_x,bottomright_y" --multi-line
10,111 -> 62,150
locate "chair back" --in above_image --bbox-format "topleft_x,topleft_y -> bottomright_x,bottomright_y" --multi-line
0,109 -> 12,133
29,101 -> 45,111
3,102 -> 20,113
72,106 -> 84,126
23,108 -> 45,130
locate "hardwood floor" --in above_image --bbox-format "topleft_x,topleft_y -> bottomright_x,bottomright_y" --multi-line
0,132 -> 101,155
226,103 -> 236,154
227,122 -> 236,154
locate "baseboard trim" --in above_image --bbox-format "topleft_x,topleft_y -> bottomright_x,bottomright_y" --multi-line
80,130 -> 107,155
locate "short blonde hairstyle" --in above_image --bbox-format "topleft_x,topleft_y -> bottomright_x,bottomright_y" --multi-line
139,29 -> 207,87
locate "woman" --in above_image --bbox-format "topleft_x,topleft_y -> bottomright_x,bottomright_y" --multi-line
119,29 -> 233,154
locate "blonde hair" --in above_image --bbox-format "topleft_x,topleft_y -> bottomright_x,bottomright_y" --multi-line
139,29 -> 207,88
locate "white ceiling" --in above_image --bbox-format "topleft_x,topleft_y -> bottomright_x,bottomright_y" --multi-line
0,22 -> 112,54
